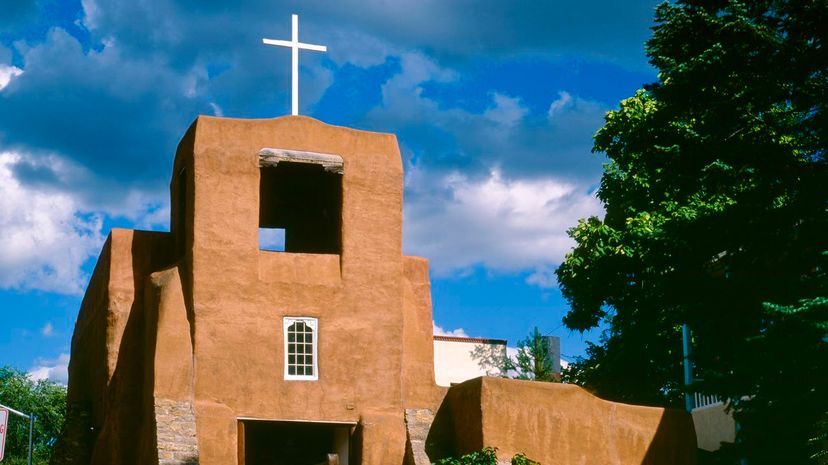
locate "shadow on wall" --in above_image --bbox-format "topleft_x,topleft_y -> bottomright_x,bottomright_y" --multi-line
470,344 -> 508,376
424,398 -> 458,461
50,239 -> 117,465
172,458 -> 198,465
640,408 -> 698,465
104,231 -> 176,463
51,231 -> 178,465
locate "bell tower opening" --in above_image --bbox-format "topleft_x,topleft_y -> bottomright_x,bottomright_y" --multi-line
258,148 -> 343,254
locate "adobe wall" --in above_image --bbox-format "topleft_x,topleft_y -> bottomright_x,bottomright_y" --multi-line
402,256 -> 447,410
143,265 -> 199,464
429,377 -> 697,465
51,235 -> 112,465
54,229 -> 176,465
172,116 -> 438,464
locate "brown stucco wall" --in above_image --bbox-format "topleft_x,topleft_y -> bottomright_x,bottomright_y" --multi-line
402,256 -> 448,410
53,235 -> 112,465
143,266 -> 199,464
173,115 -> 439,465
56,229 -> 175,465
430,377 -> 697,465
144,266 -> 193,402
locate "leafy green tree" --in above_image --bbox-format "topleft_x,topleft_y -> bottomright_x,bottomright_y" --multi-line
556,1 -> 827,463
0,367 -> 66,465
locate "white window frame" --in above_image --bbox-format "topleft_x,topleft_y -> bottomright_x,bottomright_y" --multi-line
283,317 -> 319,381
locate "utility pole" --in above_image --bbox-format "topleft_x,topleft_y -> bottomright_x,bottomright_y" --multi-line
682,324 -> 695,412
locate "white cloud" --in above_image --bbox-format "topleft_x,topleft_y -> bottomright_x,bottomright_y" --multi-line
134,203 -> 170,230
368,54 -> 607,286
324,28 -> 399,68
484,93 -> 529,128
0,151 -> 172,295
433,322 -> 469,338
299,60 -> 335,115
405,168 -> 602,279
370,53 -> 457,126
525,264 -> 559,289
0,152 -> 105,295
0,64 -> 23,91
208,102 -> 224,117
548,91 -> 574,116
370,51 -> 609,181
376,52 -> 459,118
547,90 -> 608,131
110,189 -> 170,230
80,0 -> 101,30
41,322 -> 54,337
28,353 -> 70,385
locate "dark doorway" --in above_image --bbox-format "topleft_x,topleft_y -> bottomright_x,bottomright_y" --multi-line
239,420 -> 352,465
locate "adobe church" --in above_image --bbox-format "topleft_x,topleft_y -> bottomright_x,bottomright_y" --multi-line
51,116 -> 697,465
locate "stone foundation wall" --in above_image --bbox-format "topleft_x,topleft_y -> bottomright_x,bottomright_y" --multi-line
155,398 -> 199,465
404,409 -> 434,465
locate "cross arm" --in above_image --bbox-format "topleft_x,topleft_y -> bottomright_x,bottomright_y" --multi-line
298,43 -> 326,52
262,38 -> 327,52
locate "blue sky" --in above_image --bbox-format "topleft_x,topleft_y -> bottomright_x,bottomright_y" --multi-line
0,0 -> 659,382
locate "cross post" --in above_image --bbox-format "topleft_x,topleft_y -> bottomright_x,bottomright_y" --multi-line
263,14 -> 327,116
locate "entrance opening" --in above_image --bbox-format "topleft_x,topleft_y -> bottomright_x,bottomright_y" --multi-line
239,420 -> 352,465
259,162 -> 342,254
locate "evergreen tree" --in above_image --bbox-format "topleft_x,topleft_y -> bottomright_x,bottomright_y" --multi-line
507,327 -> 559,382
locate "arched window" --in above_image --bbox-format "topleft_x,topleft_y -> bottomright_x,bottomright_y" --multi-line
284,317 -> 318,380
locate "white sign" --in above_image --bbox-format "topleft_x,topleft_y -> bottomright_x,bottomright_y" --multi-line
263,14 -> 328,116
0,408 -> 8,461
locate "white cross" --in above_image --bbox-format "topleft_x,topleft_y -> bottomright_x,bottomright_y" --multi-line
263,14 -> 327,116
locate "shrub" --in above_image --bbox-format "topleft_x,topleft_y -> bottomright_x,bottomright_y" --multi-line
434,447 -> 540,465
511,452 -> 540,465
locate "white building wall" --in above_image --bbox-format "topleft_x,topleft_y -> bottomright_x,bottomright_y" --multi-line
433,336 -> 507,387
692,402 -> 737,452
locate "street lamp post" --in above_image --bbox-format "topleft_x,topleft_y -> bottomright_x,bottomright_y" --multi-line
0,402 -> 34,465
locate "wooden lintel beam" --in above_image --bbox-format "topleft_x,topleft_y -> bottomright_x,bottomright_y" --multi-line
258,148 -> 344,174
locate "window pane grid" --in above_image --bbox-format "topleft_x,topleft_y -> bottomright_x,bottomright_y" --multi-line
285,318 -> 316,379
